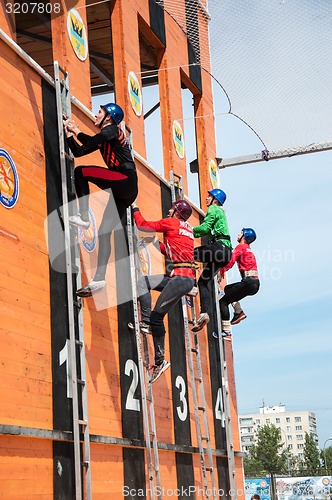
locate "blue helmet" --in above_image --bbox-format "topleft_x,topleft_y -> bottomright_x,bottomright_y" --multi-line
242,227 -> 256,244
101,103 -> 124,125
208,188 -> 226,206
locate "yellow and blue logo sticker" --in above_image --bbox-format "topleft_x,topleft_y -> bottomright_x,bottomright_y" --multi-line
209,158 -> 219,189
172,120 -> 185,159
128,72 -> 142,116
67,8 -> 88,61
0,148 -> 19,209
78,208 -> 97,252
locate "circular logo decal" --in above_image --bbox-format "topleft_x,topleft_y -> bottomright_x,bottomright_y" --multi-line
128,71 -> 142,116
138,240 -> 151,275
67,8 -> 88,61
172,120 -> 185,159
78,208 -> 97,252
322,478 -> 330,486
209,159 -> 219,189
0,149 -> 19,209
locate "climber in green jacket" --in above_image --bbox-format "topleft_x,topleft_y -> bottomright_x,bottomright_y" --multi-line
192,189 -> 232,332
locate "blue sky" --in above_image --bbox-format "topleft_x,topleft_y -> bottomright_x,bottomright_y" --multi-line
93,78 -> 332,449
204,84 -> 332,450
218,148 -> 332,450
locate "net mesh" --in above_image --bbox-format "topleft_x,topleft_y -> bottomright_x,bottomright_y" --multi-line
154,0 -> 332,152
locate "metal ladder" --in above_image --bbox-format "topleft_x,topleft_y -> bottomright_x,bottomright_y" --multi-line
126,208 -> 162,499
54,61 -> 92,500
170,172 -> 217,498
214,277 -> 237,495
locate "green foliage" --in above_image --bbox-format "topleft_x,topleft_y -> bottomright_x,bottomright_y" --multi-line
244,424 -> 289,476
321,445 -> 332,473
303,432 -> 320,474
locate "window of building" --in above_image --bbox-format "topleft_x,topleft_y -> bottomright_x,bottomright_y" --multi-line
295,425 -> 302,431
295,417 -> 302,422
182,86 -> 200,206
286,417 -> 290,422
276,418 -> 280,423
12,5 -> 53,76
266,419 -> 270,424
297,443 -> 304,449
256,419 -> 260,424
139,23 -> 164,176
296,434 -> 303,440
287,435 -> 292,440
88,1 -> 115,97
286,426 -> 291,431
289,444 -> 293,449
240,418 -> 253,425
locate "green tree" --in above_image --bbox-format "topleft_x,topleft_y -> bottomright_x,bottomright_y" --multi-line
249,424 -> 288,474
303,432 -> 320,474
321,445 -> 332,474
243,454 -> 265,477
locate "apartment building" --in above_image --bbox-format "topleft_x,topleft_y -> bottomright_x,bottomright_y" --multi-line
239,405 -> 318,458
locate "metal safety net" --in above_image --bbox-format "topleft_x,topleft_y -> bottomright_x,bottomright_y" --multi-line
154,0 -> 332,154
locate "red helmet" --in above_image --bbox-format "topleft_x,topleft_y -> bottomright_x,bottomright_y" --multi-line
172,200 -> 192,221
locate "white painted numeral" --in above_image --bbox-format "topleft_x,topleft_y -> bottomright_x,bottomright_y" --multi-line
175,375 -> 188,422
125,359 -> 140,412
215,388 -> 225,426
59,339 -> 72,398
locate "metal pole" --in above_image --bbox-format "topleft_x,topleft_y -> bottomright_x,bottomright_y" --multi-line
279,428 -> 290,476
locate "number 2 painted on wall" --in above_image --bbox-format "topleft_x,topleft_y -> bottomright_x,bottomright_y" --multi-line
125,359 -> 140,412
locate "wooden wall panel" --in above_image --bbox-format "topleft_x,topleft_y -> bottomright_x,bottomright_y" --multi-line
0,437 -> 53,498
0,0 -> 244,495
0,50 -> 52,430
51,0 -> 91,108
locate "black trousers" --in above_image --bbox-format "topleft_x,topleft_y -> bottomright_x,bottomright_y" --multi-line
194,241 -> 232,313
74,164 -> 138,280
219,277 -> 260,320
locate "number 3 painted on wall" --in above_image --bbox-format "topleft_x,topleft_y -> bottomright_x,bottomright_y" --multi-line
175,375 -> 188,422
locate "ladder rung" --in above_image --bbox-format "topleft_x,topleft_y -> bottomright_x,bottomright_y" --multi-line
198,406 -> 206,411
81,461 -> 90,468
191,348 -> 198,354
64,152 -> 74,162
75,339 -> 84,347
206,467 -> 213,472
73,299 -> 82,309
78,419 -> 87,426
201,436 -> 209,442
77,379 -> 86,385
195,377 -> 203,383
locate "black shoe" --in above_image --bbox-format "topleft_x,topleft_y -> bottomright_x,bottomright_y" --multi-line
192,313 -> 210,332
231,311 -> 247,325
150,360 -> 171,383
128,321 -> 152,334
76,279 -> 106,297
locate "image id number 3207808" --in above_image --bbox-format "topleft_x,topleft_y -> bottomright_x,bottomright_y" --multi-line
6,2 -> 61,14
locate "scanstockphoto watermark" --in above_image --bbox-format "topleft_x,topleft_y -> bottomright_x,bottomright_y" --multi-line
122,486 -> 246,497
256,245 -> 295,281
44,191 -> 166,311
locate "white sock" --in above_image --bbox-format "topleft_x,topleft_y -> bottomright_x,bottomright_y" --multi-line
222,320 -> 231,334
